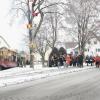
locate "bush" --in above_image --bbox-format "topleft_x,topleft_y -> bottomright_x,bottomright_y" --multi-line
48,47 -> 59,67
59,47 -> 67,55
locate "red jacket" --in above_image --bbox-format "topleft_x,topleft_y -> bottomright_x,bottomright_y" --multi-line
66,56 -> 72,65
95,56 -> 100,62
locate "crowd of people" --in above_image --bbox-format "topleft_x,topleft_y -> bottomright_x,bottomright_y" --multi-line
85,55 -> 100,68
49,52 -> 100,68
49,53 -> 84,68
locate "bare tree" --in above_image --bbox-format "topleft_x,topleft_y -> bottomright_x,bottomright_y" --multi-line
34,26 -> 49,67
44,5 -> 63,49
63,0 -> 100,53
11,0 -> 62,68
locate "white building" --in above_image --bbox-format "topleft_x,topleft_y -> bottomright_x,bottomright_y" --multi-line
85,38 -> 100,56
62,37 -> 100,57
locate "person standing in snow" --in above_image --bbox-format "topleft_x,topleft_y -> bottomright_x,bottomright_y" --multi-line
95,55 -> 100,68
59,54 -> 64,66
77,54 -> 84,67
53,54 -> 59,67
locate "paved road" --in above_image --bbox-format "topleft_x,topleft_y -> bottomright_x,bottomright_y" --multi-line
0,67 -> 100,100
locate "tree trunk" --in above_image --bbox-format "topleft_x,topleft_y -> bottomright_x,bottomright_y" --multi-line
41,55 -> 45,67
30,47 -> 34,68
81,42 -> 85,56
29,26 -> 34,68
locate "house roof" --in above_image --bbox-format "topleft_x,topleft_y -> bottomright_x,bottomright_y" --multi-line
65,42 -> 78,49
0,47 -> 17,54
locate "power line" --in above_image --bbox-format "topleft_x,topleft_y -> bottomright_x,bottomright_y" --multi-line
0,35 -> 10,48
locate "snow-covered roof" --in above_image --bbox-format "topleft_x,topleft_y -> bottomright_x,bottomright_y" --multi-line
65,42 -> 78,49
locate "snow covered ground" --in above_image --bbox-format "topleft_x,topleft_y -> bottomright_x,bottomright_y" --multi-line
0,64 -> 95,88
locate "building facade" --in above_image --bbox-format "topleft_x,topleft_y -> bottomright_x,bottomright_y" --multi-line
85,38 -> 100,56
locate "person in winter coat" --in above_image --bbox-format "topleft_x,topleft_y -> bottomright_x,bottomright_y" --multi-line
51,56 -> 55,67
77,54 -> 84,67
53,54 -> 58,67
72,55 -> 77,67
59,54 -> 64,66
89,56 -> 94,66
85,55 -> 90,66
66,55 -> 72,66
95,55 -> 100,68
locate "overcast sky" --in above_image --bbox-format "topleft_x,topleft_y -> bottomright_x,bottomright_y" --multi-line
0,0 -> 73,51
0,0 -> 27,51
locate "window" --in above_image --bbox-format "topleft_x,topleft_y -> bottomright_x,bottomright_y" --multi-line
96,48 -> 100,52
98,48 -> 100,52
85,49 -> 89,52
